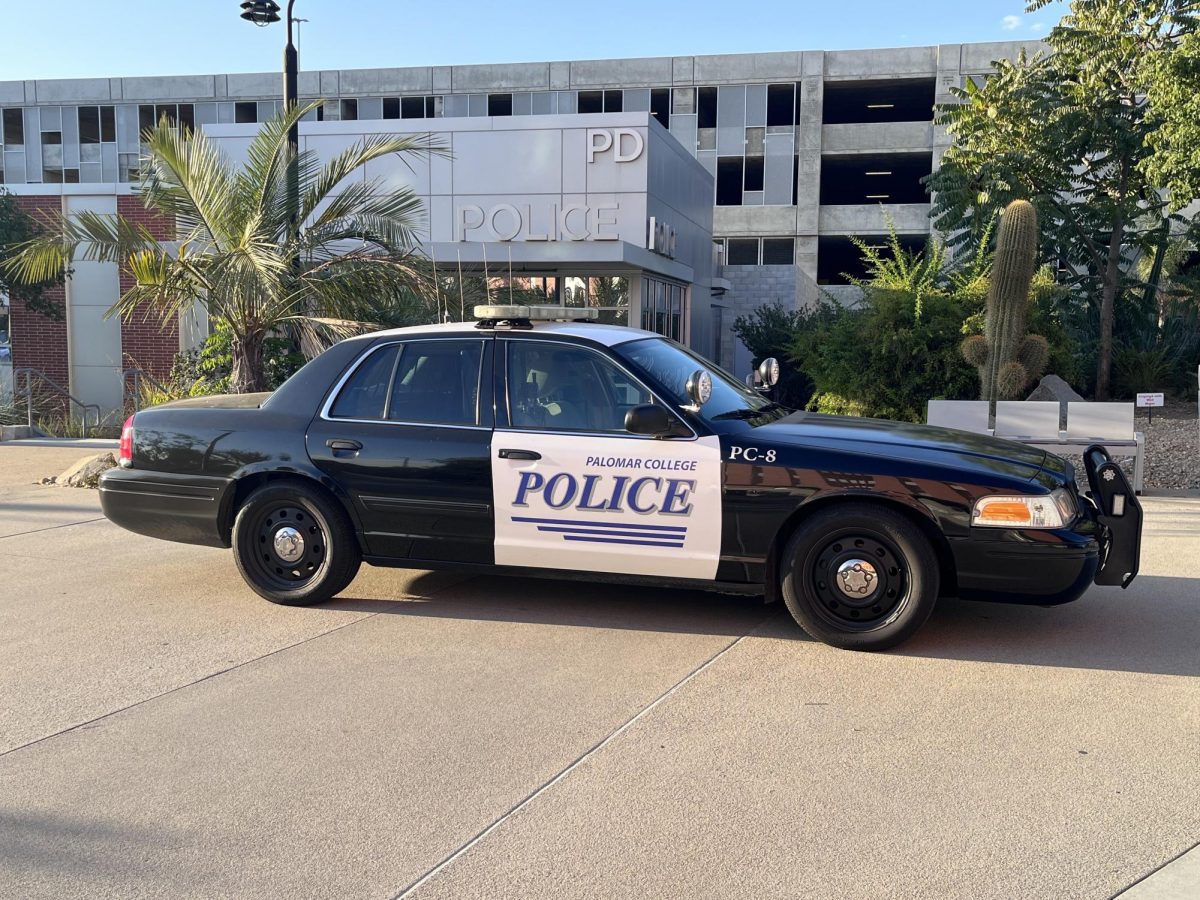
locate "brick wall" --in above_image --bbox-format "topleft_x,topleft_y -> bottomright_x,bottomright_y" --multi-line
117,196 -> 178,379
9,196 -> 69,390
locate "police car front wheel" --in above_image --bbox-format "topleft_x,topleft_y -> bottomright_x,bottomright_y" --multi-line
780,503 -> 939,651
232,481 -> 361,606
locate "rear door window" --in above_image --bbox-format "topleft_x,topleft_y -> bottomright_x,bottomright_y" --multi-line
329,345 -> 399,420
387,340 -> 483,426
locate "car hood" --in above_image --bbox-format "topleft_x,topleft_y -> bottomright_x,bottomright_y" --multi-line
758,411 -> 1048,480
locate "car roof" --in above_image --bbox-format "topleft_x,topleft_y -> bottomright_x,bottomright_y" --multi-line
362,320 -> 660,347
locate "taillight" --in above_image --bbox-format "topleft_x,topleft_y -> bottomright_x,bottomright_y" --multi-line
119,415 -> 134,468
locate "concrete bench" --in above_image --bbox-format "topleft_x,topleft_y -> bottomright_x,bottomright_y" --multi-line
926,399 -> 1145,493
925,400 -> 990,434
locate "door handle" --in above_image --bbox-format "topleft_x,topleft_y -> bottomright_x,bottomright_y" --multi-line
327,439 -> 363,453
498,448 -> 541,461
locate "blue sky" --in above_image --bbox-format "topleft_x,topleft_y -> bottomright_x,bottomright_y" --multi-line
0,1 -> 1070,82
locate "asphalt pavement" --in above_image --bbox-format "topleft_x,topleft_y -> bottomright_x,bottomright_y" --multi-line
0,442 -> 1196,899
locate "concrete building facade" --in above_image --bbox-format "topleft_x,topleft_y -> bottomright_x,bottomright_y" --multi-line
0,40 -> 1041,416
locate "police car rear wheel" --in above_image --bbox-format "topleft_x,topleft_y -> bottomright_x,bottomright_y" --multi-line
232,481 -> 361,606
781,503 -> 939,651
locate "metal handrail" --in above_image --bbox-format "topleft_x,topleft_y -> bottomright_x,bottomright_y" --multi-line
13,366 -> 102,437
122,368 -> 171,412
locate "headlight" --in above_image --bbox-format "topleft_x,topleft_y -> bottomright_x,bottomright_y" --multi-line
972,488 -> 1076,529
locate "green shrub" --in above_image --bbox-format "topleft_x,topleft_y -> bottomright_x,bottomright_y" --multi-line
793,288 -> 979,423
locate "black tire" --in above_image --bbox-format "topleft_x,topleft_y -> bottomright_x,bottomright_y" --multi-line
780,502 -> 939,651
232,480 -> 361,606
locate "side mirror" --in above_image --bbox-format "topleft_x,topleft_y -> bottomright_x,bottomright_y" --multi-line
625,404 -> 673,437
757,357 -> 781,388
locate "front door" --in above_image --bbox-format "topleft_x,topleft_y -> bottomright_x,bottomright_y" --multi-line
491,337 -> 722,580
307,336 -> 494,563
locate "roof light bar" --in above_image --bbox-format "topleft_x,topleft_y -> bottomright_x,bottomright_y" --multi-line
865,194 -> 890,199
473,304 -> 600,321
866,103 -> 895,109
865,171 -> 892,176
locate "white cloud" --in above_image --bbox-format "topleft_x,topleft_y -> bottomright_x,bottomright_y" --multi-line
1030,21 -> 1047,33
1002,14 -> 1022,30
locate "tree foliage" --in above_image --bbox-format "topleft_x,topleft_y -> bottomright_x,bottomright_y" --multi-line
929,0 -> 1200,398
3,104 -> 443,392
0,188 -> 65,321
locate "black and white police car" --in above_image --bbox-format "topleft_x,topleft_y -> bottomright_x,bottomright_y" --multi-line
100,305 -> 1141,651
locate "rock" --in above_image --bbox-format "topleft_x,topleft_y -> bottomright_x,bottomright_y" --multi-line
56,453 -> 117,489
1027,374 -> 1085,428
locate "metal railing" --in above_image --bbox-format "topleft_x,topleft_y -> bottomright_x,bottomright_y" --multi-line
13,367 -> 102,437
122,368 -> 172,413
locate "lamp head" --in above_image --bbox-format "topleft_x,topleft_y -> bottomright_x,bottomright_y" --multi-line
239,0 -> 281,25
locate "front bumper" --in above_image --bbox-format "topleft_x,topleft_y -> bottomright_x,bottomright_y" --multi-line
99,467 -> 234,548
951,445 -> 1142,605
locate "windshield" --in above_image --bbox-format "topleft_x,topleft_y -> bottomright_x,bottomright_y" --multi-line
617,337 -> 784,421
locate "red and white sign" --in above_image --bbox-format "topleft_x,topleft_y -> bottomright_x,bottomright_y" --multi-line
1136,392 -> 1165,408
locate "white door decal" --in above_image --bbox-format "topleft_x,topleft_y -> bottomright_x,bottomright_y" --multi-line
492,431 -> 723,580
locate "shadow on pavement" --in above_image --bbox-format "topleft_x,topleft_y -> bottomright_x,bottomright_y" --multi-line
897,575 -> 1199,678
0,808 -> 200,889
325,570 -> 1197,676
322,571 -> 781,639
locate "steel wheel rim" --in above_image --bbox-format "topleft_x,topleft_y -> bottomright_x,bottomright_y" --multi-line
247,503 -> 327,590
806,529 -> 908,632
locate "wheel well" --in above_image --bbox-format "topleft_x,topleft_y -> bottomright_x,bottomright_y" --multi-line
765,494 -> 958,602
221,471 -> 357,546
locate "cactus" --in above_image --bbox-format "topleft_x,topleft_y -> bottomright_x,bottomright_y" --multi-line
962,199 -> 1048,403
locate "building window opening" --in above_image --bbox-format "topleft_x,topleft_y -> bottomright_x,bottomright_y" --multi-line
234,101 -> 258,124
488,93 -> 513,116
400,96 -> 424,119
603,90 -> 623,112
819,152 -> 932,205
383,98 -> 400,119
578,91 -> 603,114
79,107 -> 101,144
640,276 -> 686,341
744,156 -> 765,193
340,99 -> 358,121
1,108 -> 22,145
716,156 -> 744,206
766,83 -> 796,127
762,237 -> 795,265
697,86 -> 718,129
822,78 -> 936,124
102,105 -> 117,140
817,234 -> 928,284
726,238 -> 759,266
557,275 -> 630,326
650,88 -> 670,127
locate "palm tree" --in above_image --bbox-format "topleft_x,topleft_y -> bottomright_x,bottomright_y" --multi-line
5,104 -> 441,393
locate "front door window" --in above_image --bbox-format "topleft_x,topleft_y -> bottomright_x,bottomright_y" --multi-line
506,340 -> 652,433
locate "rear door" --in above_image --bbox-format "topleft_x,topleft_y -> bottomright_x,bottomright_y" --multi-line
490,336 -> 722,580
307,336 -> 495,563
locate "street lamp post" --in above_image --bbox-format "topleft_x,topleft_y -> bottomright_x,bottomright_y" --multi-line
239,1 -> 299,150
240,0 -> 301,248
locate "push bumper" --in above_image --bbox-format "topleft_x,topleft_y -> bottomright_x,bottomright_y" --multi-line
1083,444 -> 1142,588
99,467 -> 234,548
